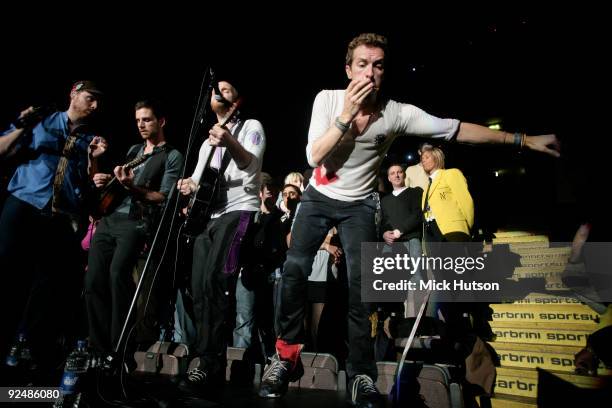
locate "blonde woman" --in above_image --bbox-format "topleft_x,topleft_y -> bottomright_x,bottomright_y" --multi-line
421,146 -> 473,244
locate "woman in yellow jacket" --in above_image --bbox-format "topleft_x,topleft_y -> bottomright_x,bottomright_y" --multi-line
420,147 -> 497,392
420,146 -> 474,245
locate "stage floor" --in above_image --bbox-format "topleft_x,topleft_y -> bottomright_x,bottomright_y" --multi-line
0,365 -> 358,408
89,372 -> 353,408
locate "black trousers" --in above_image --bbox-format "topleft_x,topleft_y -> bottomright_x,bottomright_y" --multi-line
191,210 -> 253,372
277,187 -> 378,380
0,194 -> 83,364
423,219 -> 470,255
85,212 -> 146,353
423,219 -> 474,337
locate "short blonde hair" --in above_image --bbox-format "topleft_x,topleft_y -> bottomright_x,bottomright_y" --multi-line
422,146 -> 445,170
284,172 -> 304,189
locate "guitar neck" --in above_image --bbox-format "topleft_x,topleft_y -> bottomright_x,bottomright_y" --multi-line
101,175 -> 119,193
202,102 -> 241,170
101,146 -> 165,191
100,157 -> 146,190
124,155 -> 149,170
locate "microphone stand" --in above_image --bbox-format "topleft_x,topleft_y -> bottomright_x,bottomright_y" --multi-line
110,68 -> 215,370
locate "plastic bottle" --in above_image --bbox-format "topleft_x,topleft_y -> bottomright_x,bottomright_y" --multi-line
53,340 -> 89,408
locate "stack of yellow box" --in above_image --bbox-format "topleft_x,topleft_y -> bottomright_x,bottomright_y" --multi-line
484,231 -> 610,407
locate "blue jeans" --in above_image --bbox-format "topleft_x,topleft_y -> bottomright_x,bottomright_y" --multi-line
173,288 -> 196,346
276,186 -> 378,380
382,237 -> 423,281
233,271 -> 255,348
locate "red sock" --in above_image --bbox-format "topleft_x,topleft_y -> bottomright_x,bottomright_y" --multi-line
275,339 -> 302,366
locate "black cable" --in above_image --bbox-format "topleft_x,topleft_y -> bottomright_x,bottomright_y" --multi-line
116,66 -> 214,357
100,68 -> 214,406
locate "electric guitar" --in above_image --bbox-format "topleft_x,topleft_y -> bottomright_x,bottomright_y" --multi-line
181,100 -> 242,235
92,145 -> 167,218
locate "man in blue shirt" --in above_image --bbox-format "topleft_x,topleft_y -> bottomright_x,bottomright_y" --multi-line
0,80 -> 107,373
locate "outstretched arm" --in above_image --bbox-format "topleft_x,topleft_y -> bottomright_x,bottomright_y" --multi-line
457,122 -> 560,157
0,128 -> 26,158
0,107 -> 37,158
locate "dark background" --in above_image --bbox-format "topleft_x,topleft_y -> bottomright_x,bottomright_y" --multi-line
0,11 -> 603,240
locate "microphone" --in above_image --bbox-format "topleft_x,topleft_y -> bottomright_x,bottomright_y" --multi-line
209,67 -> 232,105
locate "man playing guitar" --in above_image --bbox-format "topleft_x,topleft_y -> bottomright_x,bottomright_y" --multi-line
177,78 -> 266,388
86,99 -> 183,361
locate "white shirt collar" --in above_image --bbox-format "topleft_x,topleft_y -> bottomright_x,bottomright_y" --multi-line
429,169 -> 440,181
392,186 -> 408,196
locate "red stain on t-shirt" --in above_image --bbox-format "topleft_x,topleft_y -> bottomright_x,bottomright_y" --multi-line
314,166 -> 338,185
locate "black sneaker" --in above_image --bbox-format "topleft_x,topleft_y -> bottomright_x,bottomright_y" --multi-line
179,358 -> 225,394
258,353 -> 304,398
348,374 -> 384,407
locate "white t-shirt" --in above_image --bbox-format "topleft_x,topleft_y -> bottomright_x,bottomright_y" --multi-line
191,118 -> 266,217
306,90 -> 459,201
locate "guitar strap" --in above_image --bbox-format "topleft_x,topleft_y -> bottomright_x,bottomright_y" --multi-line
51,124 -> 87,214
51,133 -> 78,214
216,119 -> 246,176
126,143 -> 142,162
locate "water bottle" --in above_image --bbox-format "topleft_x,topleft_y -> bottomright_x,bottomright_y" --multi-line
5,333 -> 28,367
53,340 -> 90,408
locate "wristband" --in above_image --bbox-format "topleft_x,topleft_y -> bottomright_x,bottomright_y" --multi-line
334,117 -> 350,133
